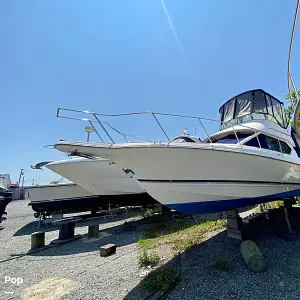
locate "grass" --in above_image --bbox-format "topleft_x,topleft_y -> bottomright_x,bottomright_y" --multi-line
142,265 -> 178,293
211,259 -> 233,272
267,200 -> 284,209
254,200 -> 284,213
138,218 -> 226,253
143,208 -> 154,218
139,249 -> 160,267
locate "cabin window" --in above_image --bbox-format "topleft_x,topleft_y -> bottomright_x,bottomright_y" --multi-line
173,137 -> 196,143
213,133 -> 252,144
265,136 -> 280,152
244,136 -> 260,148
279,141 -> 292,154
244,134 -> 292,154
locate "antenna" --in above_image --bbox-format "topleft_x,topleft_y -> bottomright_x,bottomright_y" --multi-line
289,0 -> 300,134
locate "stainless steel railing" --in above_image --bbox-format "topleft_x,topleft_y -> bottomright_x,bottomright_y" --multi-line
56,107 -> 276,153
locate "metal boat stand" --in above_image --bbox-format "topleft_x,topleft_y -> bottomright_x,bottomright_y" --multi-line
32,211 -> 48,231
124,205 -> 133,219
103,203 -> 116,219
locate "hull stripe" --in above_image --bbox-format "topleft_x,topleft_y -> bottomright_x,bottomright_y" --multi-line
165,188 -> 300,214
138,179 -> 300,185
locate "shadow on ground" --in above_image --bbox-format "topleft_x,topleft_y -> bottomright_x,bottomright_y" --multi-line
125,207 -> 300,300
22,213 -> 202,258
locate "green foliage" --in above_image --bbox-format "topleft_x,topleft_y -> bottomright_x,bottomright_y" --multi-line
285,89 -> 300,121
138,219 -> 226,253
267,200 -> 284,209
142,265 -> 177,293
143,208 -> 153,218
139,250 -> 160,267
211,259 -> 233,272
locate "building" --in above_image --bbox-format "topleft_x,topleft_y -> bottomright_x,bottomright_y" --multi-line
0,174 -> 25,200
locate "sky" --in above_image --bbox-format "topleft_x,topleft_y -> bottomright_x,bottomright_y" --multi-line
0,0 -> 299,185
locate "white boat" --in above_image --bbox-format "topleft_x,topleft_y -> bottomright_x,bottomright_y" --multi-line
26,183 -> 97,213
54,89 -> 300,214
46,157 -> 144,195
27,157 -> 156,214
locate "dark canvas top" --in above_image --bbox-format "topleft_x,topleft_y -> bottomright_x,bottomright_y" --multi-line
219,89 -> 288,129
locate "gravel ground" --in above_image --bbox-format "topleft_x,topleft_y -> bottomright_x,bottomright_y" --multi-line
0,200 -> 146,300
2,200 -> 300,300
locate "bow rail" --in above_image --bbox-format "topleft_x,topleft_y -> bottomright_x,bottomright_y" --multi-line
55,107 -> 290,155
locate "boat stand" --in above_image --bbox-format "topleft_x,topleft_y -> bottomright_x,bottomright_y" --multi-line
51,216 -> 82,244
103,203 -> 116,219
125,205 -> 133,220
32,211 -> 48,231
43,213 -> 63,224
226,209 -> 244,240
226,200 -> 299,240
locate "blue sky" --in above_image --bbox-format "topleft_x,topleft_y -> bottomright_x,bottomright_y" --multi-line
1,0 -> 299,185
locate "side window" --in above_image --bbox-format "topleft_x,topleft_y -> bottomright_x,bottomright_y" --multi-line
244,134 -> 269,149
173,137 -> 195,143
279,141 -> 292,154
213,133 -> 251,144
244,134 -> 292,155
244,137 -> 260,148
265,136 -> 280,152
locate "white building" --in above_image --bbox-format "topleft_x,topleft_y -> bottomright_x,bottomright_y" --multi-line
0,174 -> 11,189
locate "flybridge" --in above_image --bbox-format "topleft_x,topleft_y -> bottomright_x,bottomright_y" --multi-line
219,89 -> 289,130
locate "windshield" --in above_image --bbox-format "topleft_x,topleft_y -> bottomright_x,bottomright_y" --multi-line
212,133 -> 252,144
219,90 -> 288,129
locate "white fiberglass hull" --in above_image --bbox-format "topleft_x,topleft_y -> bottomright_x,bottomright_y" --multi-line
46,158 -> 144,195
27,183 -> 93,203
26,183 -> 104,213
54,141 -> 300,213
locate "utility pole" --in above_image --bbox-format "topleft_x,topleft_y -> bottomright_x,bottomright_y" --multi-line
18,169 -> 25,186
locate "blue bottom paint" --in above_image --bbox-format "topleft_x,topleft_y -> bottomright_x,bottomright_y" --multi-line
166,189 -> 300,214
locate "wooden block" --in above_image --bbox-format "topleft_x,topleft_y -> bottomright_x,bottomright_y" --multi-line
227,217 -> 240,229
31,231 -> 45,249
88,224 -> 99,238
100,243 -> 116,257
227,228 -> 243,240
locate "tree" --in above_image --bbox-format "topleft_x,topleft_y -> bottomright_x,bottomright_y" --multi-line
285,89 -> 300,122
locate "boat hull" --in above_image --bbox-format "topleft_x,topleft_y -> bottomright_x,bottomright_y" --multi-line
26,183 -> 156,214
54,142 -> 300,213
138,181 -> 300,213
46,158 -> 144,195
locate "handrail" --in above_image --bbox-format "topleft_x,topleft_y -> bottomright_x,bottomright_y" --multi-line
56,107 -> 293,151
56,108 -> 153,143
